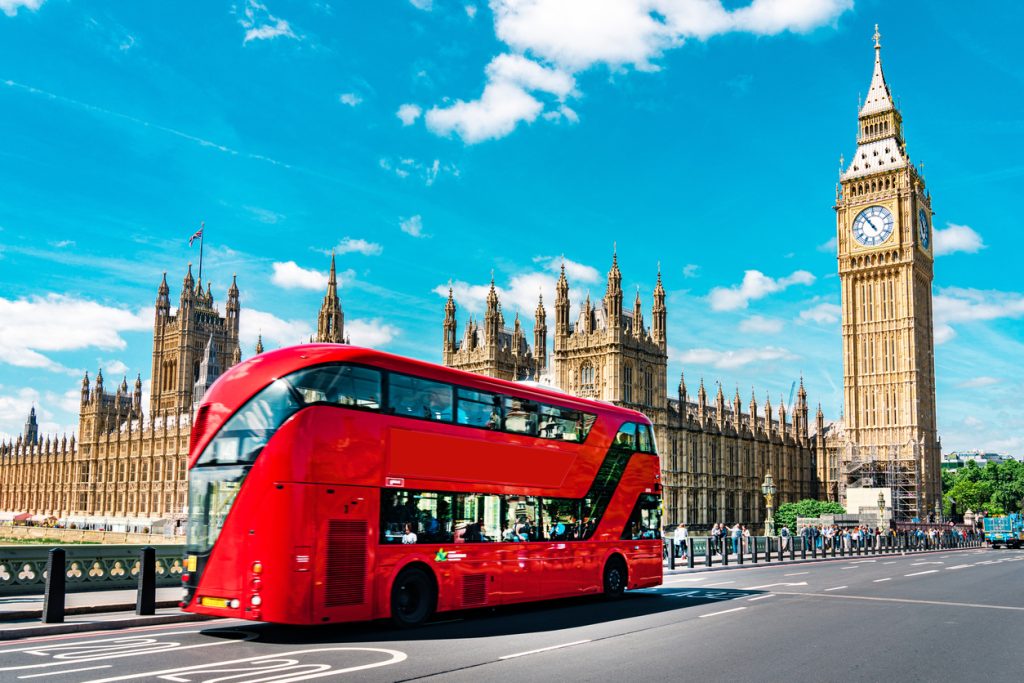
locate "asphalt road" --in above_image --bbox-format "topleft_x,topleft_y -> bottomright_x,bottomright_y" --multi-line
1,547 -> 1020,683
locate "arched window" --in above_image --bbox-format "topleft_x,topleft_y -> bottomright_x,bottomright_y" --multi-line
580,362 -> 595,393
643,367 -> 654,406
622,363 -> 633,403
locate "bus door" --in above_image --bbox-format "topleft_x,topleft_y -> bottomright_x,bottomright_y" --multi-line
539,500 -> 585,597
312,484 -> 377,624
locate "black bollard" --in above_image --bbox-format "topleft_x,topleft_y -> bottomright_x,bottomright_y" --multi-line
790,538 -> 796,561
721,538 -> 729,566
737,539 -> 744,565
667,540 -> 675,570
811,539 -> 817,559
777,538 -> 784,562
136,546 -> 156,616
706,538 -> 712,567
801,538 -> 807,560
42,547 -> 66,624
765,537 -> 771,563
687,537 -> 695,569
752,538 -> 759,564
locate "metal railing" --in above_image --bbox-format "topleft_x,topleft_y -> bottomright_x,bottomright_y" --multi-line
664,531 -> 983,569
0,544 -> 184,596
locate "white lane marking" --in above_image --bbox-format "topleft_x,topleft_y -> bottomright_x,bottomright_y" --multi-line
910,561 -> 943,566
851,559 -> 877,564
841,566 -> 859,570
84,647 -> 407,683
873,578 -> 891,583
905,570 -> 939,577
747,594 -> 775,601
824,586 -> 847,592
662,576 -> 709,583
701,581 -> 736,587
769,591 -> 1024,612
19,665 -> 111,679
745,581 -> 807,590
500,640 -> 591,660
784,572 -> 809,576
698,607 -> 747,618
947,564 -> 973,570
882,561 -> 897,565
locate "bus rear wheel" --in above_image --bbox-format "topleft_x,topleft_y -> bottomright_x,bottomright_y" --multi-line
391,566 -> 436,628
603,556 -> 627,599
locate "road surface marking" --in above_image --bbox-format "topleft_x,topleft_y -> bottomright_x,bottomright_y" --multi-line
698,607 -> 747,618
851,559 -> 877,564
85,647 -> 408,683
500,640 -> 592,660
911,561 -> 943,566
882,561 -> 897,565
824,586 -> 847,591
662,576 -> 708,583
947,564 -> 973,570
745,581 -> 807,590
701,581 -> 736,587
19,665 -> 111,679
873,578 -> 891,583
841,566 -> 859,570
770,591 -> 1024,612
747,594 -> 775,601
784,572 -> 809,576
905,570 -> 939,577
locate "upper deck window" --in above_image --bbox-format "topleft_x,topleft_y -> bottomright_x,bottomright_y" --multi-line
503,396 -> 539,436
456,388 -> 501,429
388,373 -> 453,422
294,365 -> 381,410
613,422 -> 636,451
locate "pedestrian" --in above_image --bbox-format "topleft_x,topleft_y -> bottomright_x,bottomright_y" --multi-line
730,523 -> 742,556
674,523 -> 688,559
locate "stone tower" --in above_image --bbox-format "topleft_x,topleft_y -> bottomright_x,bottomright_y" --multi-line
22,407 -> 39,445
316,253 -> 345,343
833,26 -> 940,518
552,250 -> 668,445
149,266 -> 241,416
193,335 -> 222,406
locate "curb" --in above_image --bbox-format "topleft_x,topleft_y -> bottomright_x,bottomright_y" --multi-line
0,611 -> 215,641
663,545 -> 983,575
0,600 -> 180,623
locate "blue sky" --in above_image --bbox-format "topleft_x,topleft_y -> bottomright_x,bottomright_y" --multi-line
1,1 -> 1021,455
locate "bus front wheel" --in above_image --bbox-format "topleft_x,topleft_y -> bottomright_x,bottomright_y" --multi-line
603,556 -> 627,599
390,566 -> 436,628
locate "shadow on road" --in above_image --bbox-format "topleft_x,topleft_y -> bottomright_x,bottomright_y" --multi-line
204,587 -> 764,645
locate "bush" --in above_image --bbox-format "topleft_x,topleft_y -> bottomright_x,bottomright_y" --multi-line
775,499 -> 846,531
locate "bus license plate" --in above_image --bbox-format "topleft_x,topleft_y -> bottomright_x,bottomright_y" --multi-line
186,555 -> 197,572
200,596 -> 229,608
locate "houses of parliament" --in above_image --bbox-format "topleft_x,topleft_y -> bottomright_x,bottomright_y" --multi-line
0,29 -> 941,527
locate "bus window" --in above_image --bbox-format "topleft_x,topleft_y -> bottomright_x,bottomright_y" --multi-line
501,496 -> 540,542
542,498 -> 583,540
196,378 -> 301,466
452,493 -> 501,542
380,490 -> 453,544
503,397 -> 539,436
537,405 -> 596,442
637,424 -> 655,453
622,494 -> 662,540
292,365 -> 381,409
456,388 -> 501,429
612,422 -> 637,451
388,374 -> 453,422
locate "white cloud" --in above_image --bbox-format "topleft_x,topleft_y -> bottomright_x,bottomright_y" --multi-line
738,315 -> 783,334
958,376 -> 999,389
409,0 -> 432,10
400,215 -> 427,238
347,318 -> 400,348
671,345 -> 797,370
428,0 -> 851,142
239,1 -> 297,44
708,269 -> 815,311
100,359 -> 129,376
240,309 -> 313,348
0,0 -> 44,17
339,92 -> 363,107
933,286 -> 1024,344
49,239 -> 75,248
397,103 -> 422,126
244,206 -> 284,224
533,255 -> 600,283
426,54 -> 575,143
817,236 -> 837,253
465,4 -> 477,19
379,156 -> 458,185
0,294 -> 150,372
682,264 -> 700,278
334,237 -> 383,256
271,261 -> 327,290
799,302 -> 842,324
963,415 -> 984,429
934,223 -> 985,256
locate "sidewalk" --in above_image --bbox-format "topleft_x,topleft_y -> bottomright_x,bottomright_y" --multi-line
0,586 -> 183,621
0,606 -> 214,640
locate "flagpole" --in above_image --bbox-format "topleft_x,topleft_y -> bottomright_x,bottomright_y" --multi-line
198,221 -> 205,286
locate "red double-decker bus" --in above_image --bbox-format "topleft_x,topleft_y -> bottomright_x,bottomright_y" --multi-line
182,345 -> 662,626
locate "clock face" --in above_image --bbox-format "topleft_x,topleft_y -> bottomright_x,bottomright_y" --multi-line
918,208 -> 930,249
852,205 -> 895,247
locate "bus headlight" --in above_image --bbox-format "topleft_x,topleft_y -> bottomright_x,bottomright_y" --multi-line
250,594 -> 262,607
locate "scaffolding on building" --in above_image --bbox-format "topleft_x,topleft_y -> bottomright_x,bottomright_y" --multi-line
840,440 -> 921,521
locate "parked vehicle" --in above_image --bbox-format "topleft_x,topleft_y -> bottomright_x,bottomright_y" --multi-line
983,513 -> 1023,549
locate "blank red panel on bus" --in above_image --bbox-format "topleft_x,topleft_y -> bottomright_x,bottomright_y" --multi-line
388,427 -> 575,489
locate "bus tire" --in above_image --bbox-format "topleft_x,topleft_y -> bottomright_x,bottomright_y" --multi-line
390,566 -> 436,628
603,556 -> 627,599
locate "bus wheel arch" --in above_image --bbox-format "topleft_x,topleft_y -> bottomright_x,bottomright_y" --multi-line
389,561 -> 438,628
602,553 -> 628,599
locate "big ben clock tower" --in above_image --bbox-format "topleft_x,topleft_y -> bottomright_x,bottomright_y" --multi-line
833,26 -> 940,519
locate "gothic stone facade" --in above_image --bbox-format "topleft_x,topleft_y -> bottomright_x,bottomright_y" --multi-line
443,254 -> 820,530
819,28 -> 942,520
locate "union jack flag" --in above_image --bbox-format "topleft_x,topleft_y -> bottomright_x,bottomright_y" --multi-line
189,223 -> 204,246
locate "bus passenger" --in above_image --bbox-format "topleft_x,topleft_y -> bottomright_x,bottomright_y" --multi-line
402,523 -> 418,544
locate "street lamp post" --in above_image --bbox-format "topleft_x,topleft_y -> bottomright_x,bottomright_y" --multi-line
761,470 -> 777,537
877,490 -> 886,527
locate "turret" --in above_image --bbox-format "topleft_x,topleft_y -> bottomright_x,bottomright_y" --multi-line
255,334 -> 264,355
484,275 -> 499,345
697,378 -> 707,417
443,286 -> 457,361
232,344 -> 241,365
534,292 -> 547,376
715,383 -> 725,425
733,386 -> 742,419
316,253 -> 344,343
81,371 -> 90,406
155,272 -> 170,321
605,247 -> 622,332
678,370 -> 687,404
23,407 -> 38,445
632,288 -> 644,338
180,263 -> 195,309
133,374 -> 142,410
652,264 -> 666,348
226,273 -> 240,339
512,312 -> 522,355
749,388 -> 758,423
555,262 -> 570,344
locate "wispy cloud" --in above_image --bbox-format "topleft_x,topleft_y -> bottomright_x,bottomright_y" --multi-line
400,215 -> 427,238
958,376 -> 1000,388
334,237 -> 383,256
397,103 -> 422,126
738,315 -> 784,335
532,255 -> 600,283
0,0 -> 44,18
671,345 -> 797,370
339,92 -> 363,107
933,286 -> 1024,344
934,223 -> 985,256
682,264 -> 700,278
708,269 -> 815,311
239,1 -> 298,44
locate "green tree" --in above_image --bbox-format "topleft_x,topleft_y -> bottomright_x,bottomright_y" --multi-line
775,499 -> 846,531
942,459 -> 1024,516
